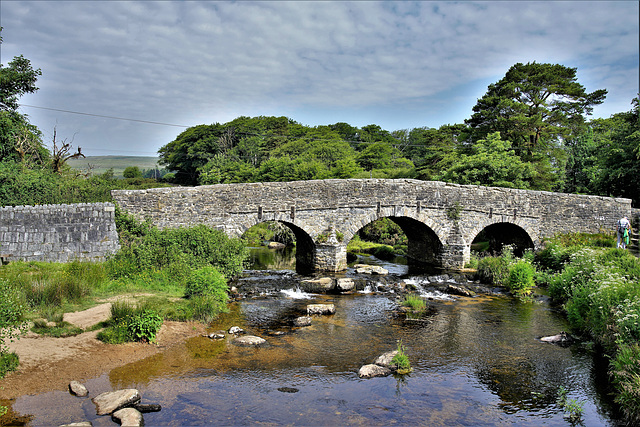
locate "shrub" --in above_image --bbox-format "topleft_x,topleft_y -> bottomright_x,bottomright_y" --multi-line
185,266 -> 227,299
0,279 -> 28,355
506,261 -> 535,296
127,310 -> 163,343
476,256 -> 509,285
0,352 -> 19,378
610,343 -> 640,424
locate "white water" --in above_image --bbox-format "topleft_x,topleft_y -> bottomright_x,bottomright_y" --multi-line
281,287 -> 314,299
403,278 -> 456,301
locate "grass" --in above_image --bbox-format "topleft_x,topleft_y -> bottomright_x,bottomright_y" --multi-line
66,156 -> 161,178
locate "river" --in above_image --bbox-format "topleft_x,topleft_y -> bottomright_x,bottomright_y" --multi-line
9,247 -> 625,426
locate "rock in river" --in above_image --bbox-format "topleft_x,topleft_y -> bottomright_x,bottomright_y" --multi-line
233,335 -> 267,346
112,407 -> 144,426
374,350 -> 399,370
358,364 -> 391,378
92,389 -> 141,415
307,304 -> 336,315
69,380 -> 88,397
293,316 -> 312,327
354,264 -> 389,275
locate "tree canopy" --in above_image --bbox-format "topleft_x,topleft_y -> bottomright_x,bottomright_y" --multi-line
466,62 -> 607,157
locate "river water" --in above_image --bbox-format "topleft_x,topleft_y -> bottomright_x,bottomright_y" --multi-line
9,248 -> 625,426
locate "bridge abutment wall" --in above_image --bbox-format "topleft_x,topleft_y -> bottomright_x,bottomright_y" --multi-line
0,203 -> 120,263
112,179 -> 632,272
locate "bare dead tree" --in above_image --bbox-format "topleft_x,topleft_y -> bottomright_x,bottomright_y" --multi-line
51,127 -> 85,173
14,126 -> 43,165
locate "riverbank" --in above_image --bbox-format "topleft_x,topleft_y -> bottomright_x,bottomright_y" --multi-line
1,306 -> 205,400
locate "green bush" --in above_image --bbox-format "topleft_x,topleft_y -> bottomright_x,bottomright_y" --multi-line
610,343 -> 640,424
185,266 -> 227,299
506,260 -> 535,296
391,340 -> 412,375
0,279 -> 28,355
127,310 -> 163,343
107,218 -> 248,282
98,300 -> 163,344
0,352 -> 19,378
476,256 -> 509,285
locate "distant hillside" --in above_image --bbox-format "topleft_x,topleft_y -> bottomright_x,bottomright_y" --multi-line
66,156 -> 161,177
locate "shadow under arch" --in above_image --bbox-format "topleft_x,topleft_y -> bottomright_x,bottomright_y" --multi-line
350,216 -> 444,272
240,219 -> 315,275
472,222 -> 534,257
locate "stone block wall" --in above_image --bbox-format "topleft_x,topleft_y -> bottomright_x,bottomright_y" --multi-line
0,203 -> 120,263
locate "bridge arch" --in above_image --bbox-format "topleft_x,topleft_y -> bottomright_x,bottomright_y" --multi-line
468,219 -> 536,256
341,210 -> 446,269
238,218 -> 317,274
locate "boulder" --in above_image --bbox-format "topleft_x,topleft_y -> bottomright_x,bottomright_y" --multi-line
267,241 -> 286,249
540,332 -> 574,345
336,278 -> 355,292
92,389 -> 141,416
293,316 -> 312,327
446,284 -> 475,297
307,304 -> 336,315
228,326 -> 245,335
233,335 -> 267,346
358,364 -> 391,379
69,380 -> 89,397
208,331 -> 226,339
374,350 -> 399,370
299,277 -> 334,293
112,407 -> 144,426
354,264 -> 388,275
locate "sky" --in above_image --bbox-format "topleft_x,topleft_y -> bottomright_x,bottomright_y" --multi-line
2,1 -> 638,157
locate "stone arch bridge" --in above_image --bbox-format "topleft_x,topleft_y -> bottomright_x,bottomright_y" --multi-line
112,179 -> 631,273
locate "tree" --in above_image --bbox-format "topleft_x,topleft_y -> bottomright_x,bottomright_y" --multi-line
466,62 -> 607,158
593,98 -> 640,206
123,166 -> 142,179
438,132 -> 535,189
0,28 -> 47,164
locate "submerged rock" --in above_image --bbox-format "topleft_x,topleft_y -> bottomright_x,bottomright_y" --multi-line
268,241 -> 286,249
358,364 -> 391,378
208,331 -> 226,339
233,335 -> 267,346
69,381 -> 88,397
112,407 -> 143,426
307,304 -> 336,315
92,389 -> 141,416
293,316 -> 312,327
134,403 -> 162,413
540,332 -> 574,345
277,387 -> 299,393
59,423 -> 92,427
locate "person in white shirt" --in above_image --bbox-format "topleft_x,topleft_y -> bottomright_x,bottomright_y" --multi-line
617,216 -> 631,249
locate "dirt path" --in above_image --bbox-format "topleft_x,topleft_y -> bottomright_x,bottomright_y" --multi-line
1,302 -> 206,400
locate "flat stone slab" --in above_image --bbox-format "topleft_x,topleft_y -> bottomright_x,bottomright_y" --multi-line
232,335 -> 267,346
358,364 -> 391,378
336,278 -> 355,292
92,389 -> 141,415
112,407 -> 143,426
307,304 -> 336,315
354,264 -> 389,275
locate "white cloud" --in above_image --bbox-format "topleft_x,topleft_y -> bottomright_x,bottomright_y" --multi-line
3,1 -> 638,155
